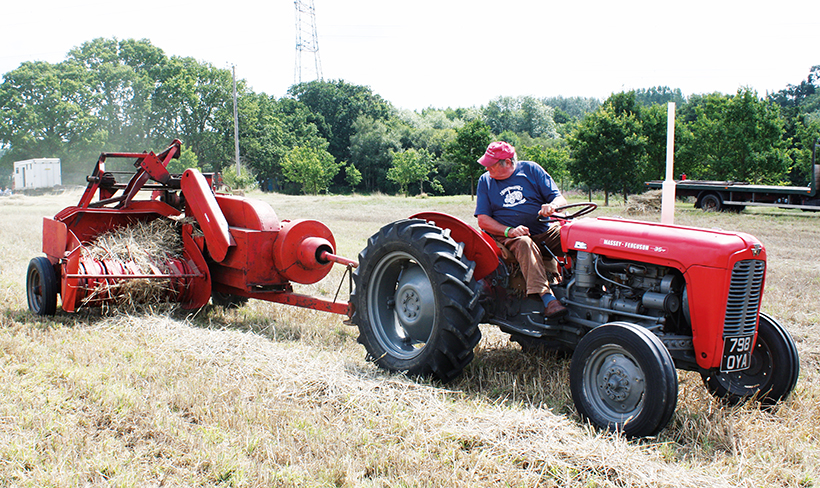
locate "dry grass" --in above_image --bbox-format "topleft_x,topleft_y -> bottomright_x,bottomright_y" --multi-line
1,190 -> 819,486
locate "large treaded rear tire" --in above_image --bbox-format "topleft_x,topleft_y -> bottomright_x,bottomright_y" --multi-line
351,219 -> 483,383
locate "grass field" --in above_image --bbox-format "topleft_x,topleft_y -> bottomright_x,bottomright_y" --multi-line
0,190 -> 818,487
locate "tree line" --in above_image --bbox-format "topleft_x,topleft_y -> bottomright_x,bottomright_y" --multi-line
1,38 -> 818,200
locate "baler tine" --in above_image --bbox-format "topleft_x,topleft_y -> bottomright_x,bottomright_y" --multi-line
28,140 -> 358,316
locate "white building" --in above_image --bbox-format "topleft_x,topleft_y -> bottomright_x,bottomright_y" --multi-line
12,158 -> 61,190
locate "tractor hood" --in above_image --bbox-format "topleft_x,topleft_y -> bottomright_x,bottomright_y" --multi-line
561,217 -> 765,270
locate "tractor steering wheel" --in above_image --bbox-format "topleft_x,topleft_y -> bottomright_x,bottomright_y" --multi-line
540,202 -> 598,222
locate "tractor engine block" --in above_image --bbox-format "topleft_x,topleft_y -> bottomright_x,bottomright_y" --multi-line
558,251 -> 687,331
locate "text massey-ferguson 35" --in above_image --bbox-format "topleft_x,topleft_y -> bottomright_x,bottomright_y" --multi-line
27,141 -> 799,437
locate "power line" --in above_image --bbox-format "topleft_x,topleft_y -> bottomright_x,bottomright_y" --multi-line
294,0 -> 323,84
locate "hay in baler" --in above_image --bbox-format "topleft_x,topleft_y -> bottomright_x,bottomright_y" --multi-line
81,218 -> 185,311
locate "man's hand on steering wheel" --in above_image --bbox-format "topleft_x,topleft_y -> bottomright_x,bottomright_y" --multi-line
539,202 -> 598,222
538,203 -> 560,218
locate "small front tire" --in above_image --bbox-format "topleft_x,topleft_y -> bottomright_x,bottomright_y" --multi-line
701,313 -> 800,405
570,322 -> 678,437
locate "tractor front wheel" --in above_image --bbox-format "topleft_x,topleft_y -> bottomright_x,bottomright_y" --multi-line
570,322 -> 678,437
701,313 -> 800,405
27,257 -> 58,316
351,219 -> 483,383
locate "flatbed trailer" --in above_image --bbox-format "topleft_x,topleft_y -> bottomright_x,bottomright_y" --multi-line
646,141 -> 819,212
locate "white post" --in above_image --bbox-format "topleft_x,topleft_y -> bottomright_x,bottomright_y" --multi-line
661,102 -> 676,224
233,65 -> 241,175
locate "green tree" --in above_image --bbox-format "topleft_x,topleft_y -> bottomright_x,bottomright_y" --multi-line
234,92 -> 287,184
66,38 -> 163,150
345,163 -> 362,189
445,119 -> 492,199
542,96 -> 602,121
484,96 -> 558,139
281,145 -> 343,194
768,66 -> 820,185
568,92 -> 648,204
245,96 -> 330,191
387,148 -> 439,196
788,118 -> 820,186
221,164 -> 258,191
678,88 -> 789,183
288,79 -> 392,164
0,60 -> 103,176
639,103 -> 674,182
348,115 -> 401,191
166,144 -> 200,173
518,144 -> 570,190
633,86 -> 686,107
395,108 -> 460,159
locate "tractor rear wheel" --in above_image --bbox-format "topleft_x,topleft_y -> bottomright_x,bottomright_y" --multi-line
351,219 -> 483,383
701,313 -> 799,405
570,322 -> 678,437
27,257 -> 58,316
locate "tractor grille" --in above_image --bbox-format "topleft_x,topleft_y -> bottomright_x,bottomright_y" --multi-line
723,259 -> 765,337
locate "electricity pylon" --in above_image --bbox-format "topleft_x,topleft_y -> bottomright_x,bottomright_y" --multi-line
294,0 -> 323,84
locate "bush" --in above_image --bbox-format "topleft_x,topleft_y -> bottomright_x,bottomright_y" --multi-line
221,165 -> 257,191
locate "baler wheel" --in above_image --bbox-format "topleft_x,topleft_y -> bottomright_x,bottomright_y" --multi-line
570,322 -> 678,437
27,257 -> 58,316
701,313 -> 800,406
212,291 -> 249,309
351,219 -> 483,383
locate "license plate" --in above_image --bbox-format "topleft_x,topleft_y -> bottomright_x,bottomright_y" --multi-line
720,335 -> 754,372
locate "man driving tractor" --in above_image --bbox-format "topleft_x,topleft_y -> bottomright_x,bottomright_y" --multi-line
474,141 -> 569,319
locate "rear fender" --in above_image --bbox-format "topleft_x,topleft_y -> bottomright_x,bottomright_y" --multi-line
410,212 -> 499,280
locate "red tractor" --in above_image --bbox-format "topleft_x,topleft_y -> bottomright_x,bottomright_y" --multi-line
27,142 -> 800,437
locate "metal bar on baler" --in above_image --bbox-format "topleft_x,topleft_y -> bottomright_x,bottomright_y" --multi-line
65,273 -> 201,279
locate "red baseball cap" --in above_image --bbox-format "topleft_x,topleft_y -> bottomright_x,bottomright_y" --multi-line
477,141 -> 515,167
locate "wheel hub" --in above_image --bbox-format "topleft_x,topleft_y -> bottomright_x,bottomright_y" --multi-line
594,353 -> 645,413
398,287 -> 421,321
603,367 -> 630,402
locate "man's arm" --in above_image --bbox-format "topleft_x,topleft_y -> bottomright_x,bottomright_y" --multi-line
477,214 -> 530,238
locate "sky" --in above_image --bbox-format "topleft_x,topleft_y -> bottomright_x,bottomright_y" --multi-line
1,0 -> 818,111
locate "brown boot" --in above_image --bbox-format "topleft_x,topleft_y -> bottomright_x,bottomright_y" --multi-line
544,299 -> 568,319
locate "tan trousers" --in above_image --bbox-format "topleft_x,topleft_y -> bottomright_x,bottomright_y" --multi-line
495,224 -> 563,296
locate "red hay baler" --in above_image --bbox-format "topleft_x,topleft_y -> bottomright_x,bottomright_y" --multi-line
27,140 -> 357,317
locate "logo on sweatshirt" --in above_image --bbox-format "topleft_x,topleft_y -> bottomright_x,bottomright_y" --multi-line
501,186 -> 526,207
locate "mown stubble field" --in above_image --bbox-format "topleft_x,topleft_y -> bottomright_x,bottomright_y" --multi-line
0,190 -> 818,487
